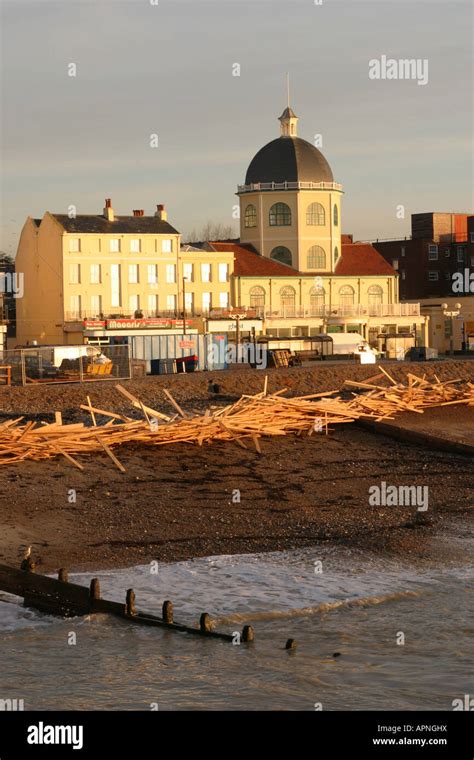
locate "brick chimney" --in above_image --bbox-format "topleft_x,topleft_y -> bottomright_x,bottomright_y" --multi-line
103,198 -> 114,222
155,204 -> 167,222
133,210 -> 144,217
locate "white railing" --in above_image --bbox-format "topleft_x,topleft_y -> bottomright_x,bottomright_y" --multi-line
237,181 -> 343,193
252,303 -> 421,320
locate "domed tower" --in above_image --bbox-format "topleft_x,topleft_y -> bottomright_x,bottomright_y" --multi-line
238,106 -> 343,273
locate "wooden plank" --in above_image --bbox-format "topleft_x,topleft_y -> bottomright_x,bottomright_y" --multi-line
95,435 -> 126,473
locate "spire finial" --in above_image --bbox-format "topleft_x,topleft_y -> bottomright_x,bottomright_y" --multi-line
286,72 -> 290,108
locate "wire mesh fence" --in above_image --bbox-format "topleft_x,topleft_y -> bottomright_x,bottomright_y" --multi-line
0,344 -> 131,386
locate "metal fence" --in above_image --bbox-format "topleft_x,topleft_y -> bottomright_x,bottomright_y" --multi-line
0,344 -> 131,386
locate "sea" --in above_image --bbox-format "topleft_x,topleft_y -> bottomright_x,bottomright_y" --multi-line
1,517 -> 472,711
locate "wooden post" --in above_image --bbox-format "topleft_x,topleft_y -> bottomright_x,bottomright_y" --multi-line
89,578 -> 101,600
200,612 -> 212,632
126,589 -> 136,616
20,557 -> 35,573
162,600 -> 173,623
242,625 -> 254,642
58,568 -> 69,583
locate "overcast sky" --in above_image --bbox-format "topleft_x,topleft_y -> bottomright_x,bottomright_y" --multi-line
1,0 -> 472,256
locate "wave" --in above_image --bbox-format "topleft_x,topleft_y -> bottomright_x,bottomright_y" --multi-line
213,590 -> 421,625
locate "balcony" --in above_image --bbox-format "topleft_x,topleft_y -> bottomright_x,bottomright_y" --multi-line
252,303 -> 421,320
237,181 -> 343,194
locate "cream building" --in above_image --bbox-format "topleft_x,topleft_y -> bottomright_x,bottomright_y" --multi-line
15,201 -> 233,346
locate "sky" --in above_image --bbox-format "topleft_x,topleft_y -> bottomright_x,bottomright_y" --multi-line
1,0 -> 473,256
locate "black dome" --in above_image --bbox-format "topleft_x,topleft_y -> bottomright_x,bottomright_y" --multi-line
245,136 -> 333,185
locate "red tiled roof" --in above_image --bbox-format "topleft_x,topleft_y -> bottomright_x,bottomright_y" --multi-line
209,241 -> 397,278
209,242 -> 301,277
336,244 -> 397,276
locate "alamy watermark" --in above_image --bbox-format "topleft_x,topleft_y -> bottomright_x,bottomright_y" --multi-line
207,343 -> 267,370
369,481 -> 428,512
369,55 -> 429,86
0,272 -> 23,298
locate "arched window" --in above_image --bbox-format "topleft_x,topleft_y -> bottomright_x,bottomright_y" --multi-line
280,286 -> 296,313
306,203 -> 325,226
334,246 -> 339,264
339,285 -> 355,308
249,285 -> 265,309
310,286 -> 325,315
307,245 -> 326,269
270,246 -> 292,267
269,202 -> 291,226
368,285 -> 383,311
333,204 -> 339,226
244,204 -> 257,228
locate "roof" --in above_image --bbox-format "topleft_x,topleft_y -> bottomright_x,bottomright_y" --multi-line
50,214 -> 180,235
210,241 -> 397,278
279,107 -> 297,120
209,242 -> 301,277
336,244 -> 397,276
245,136 -> 334,185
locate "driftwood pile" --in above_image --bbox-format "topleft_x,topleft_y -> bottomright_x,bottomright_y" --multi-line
0,371 -> 473,470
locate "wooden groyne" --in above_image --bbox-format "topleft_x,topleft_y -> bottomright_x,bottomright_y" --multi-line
0,564 -> 255,644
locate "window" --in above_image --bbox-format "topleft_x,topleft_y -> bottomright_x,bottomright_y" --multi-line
219,292 -> 229,308
401,246 -> 406,257
69,263 -> 80,284
148,294 -> 158,314
249,286 -> 265,309
202,292 -> 211,312
109,239 -> 120,253
244,204 -> 257,228
368,285 -> 383,310
392,259 -> 399,270
269,202 -> 291,226
339,285 -> 355,307
280,286 -> 296,313
428,271 -> 439,281
401,270 -> 406,280
334,246 -> 339,264
130,238 -> 141,253
445,272 -> 451,281
471,256 -> 474,267
428,244 -> 438,260
306,203 -> 325,226
69,238 -> 81,253
147,264 -> 158,285
90,295 -> 102,315
166,294 -> 176,311
333,204 -> 338,226
110,264 -> 121,307
444,320 -> 452,338
471,232 -> 474,243
128,264 -> 139,284
457,246 -> 465,262
445,249 -> 451,257
218,263 -> 228,283
184,292 -> 193,313
309,286 -> 325,313
201,263 -> 211,282
307,245 -> 326,269
166,264 -> 176,283
183,262 -> 193,282
129,295 -> 140,313
270,246 -> 292,266
162,239 -> 172,253
69,295 -> 81,317
90,264 -> 101,284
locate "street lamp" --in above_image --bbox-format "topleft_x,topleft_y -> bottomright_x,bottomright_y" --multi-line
441,302 -> 462,356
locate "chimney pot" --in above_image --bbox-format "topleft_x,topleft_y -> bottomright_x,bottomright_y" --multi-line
133,210 -> 144,217
155,204 -> 168,221
105,198 -> 112,208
